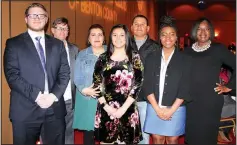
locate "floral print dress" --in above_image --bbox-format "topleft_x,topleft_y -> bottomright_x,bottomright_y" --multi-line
93,52 -> 144,144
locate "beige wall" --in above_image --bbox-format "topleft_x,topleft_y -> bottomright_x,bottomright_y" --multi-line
1,1 -> 158,143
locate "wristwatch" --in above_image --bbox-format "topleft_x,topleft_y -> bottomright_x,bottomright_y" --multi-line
100,102 -> 108,108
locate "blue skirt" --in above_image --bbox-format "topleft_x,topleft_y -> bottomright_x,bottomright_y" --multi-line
144,104 -> 186,136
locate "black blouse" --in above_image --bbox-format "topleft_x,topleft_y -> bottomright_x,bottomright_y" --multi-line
143,48 -> 192,106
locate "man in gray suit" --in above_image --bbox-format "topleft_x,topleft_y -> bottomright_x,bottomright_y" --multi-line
51,17 -> 79,144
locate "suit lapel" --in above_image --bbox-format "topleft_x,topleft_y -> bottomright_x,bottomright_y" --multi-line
45,34 -> 52,74
23,32 -> 44,72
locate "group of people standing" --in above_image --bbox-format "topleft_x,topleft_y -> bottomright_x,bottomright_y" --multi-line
3,2 -> 235,145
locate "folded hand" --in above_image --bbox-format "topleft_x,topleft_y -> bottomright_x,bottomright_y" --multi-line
161,108 -> 174,120
36,94 -> 55,109
112,107 -> 127,119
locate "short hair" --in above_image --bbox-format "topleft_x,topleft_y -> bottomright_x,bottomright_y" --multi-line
158,15 -> 178,47
25,3 -> 47,17
190,17 -> 215,41
106,24 -> 133,62
132,14 -> 149,26
86,24 -> 106,47
52,17 -> 69,28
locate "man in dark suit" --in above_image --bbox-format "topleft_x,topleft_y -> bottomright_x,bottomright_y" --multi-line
3,3 -> 70,145
51,17 -> 79,144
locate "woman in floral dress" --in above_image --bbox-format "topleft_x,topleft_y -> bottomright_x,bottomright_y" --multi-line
93,24 -> 144,144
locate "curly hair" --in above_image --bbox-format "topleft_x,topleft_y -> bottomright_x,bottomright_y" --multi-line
158,15 -> 178,47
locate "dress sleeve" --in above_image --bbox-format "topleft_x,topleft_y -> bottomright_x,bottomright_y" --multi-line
128,53 -> 144,99
93,54 -> 106,99
218,44 -> 236,89
177,55 -> 193,102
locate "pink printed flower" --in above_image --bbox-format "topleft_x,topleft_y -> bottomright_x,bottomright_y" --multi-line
114,118 -> 119,125
110,70 -> 133,94
94,112 -> 101,128
109,101 -> 120,109
119,79 -> 132,94
129,110 -> 139,128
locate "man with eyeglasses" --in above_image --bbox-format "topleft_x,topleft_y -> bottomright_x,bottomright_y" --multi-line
3,3 -> 70,145
130,14 -> 160,144
51,17 -> 79,144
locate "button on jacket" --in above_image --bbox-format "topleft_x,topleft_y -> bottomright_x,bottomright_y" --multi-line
143,48 -> 192,106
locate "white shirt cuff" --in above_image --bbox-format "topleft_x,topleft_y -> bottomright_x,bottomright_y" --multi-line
50,93 -> 59,102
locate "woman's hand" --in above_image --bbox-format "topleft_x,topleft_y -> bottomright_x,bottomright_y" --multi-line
82,83 -> 100,98
155,108 -> 167,120
214,83 -> 232,94
161,108 -> 174,120
103,104 -> 117,116
112,106 -> 127,119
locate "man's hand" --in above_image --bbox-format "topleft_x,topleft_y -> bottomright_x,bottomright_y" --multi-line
36,93 -> 56,108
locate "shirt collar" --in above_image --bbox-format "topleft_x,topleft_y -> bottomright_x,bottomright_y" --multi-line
134,35 -> 148,42
161,48 -> 175,63
28,29 -> 45,40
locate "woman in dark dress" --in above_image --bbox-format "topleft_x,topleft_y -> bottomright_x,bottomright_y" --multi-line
184,17 -> 236,145
93,24 -> 143,144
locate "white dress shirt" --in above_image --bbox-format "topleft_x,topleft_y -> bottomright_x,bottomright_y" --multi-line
158,49 -> 175,108
63,41 -> 72,101
28,29 -> 49,94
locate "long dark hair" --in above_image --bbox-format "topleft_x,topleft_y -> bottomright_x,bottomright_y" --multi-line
106,24 -> 133,62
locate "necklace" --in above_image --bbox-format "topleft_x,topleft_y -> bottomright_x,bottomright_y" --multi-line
192,40 -> 211,52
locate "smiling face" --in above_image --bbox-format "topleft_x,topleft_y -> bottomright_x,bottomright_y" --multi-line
131,17 -> 150,40
160,26 -> 177,50
25,7 -> 48,32
111,28 -> 126,49
196,21 -> 211,45
51,23 -> 69,41
88,28 -> 104,48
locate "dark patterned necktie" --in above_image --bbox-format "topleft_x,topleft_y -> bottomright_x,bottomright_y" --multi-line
35,36 -> 49,93
35,36 -> 46,73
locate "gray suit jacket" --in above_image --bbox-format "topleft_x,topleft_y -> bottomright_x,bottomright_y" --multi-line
67,42 -> 79,109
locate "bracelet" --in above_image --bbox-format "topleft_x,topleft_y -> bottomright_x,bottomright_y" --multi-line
100,102 -> 107,108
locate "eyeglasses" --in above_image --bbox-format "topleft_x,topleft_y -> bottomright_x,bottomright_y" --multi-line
54,27 -> 69,32
27,14 -> 47,20
197,28 -> 210,32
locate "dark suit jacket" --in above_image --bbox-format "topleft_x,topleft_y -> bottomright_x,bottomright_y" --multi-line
143,48 -> 192,106
4,32 -> 70,122
67,42 -> 79,109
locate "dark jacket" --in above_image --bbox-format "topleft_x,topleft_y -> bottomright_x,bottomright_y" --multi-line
67,42 -> 79,109
131,35 -> 160,101
143,48 -> 192,106
4,32 -> 70,122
